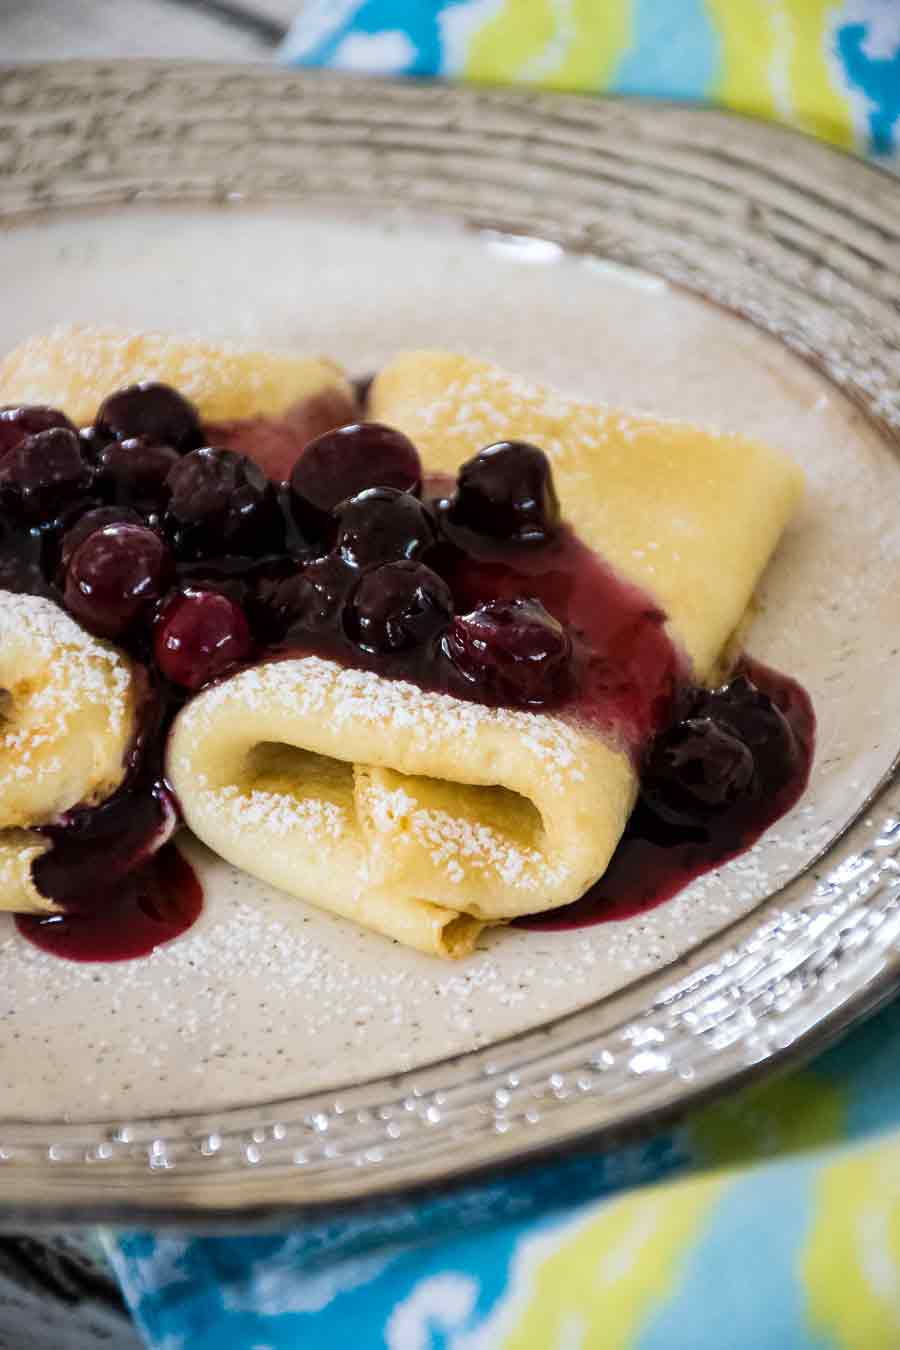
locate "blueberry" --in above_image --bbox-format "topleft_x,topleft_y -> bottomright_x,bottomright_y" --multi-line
347,561 -> 452,654
443,441 -> 560,548
443,598 -> 572,706
64,522 -> 172,638
260,555 -> 356,640
690,674 -> 798,790
290,423 -> 422,535
0,406 -> 76,458
164,447 -> 282,559
94,383 -> 202,452
58,505 -> 144,577
153,587 -> 252,690
641,717 -> 757,827
333,487 -> 436,570
97,436 -> 181,514
0,427 -> 93,523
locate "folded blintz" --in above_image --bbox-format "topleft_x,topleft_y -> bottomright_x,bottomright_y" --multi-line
169,350 -> 803,957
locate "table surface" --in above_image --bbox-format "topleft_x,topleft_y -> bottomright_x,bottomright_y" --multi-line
2,7 -> 300,1349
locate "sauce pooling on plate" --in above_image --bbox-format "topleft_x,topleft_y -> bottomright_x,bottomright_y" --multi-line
518,657 -> 815,930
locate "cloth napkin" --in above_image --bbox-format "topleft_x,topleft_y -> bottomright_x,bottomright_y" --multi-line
107,4 -> 900,1347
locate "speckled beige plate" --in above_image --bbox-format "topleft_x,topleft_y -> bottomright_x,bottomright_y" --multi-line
1,63 -> 900,1224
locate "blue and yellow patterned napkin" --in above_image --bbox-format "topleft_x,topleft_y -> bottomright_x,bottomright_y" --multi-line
283,0 -> 900,157
108,4 -> 900,1346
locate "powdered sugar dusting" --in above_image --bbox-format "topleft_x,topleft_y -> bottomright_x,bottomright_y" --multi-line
407,806 -> 564,893
0,591 -> 133,821
207,783 -> 349,841
181,656 -> 589,795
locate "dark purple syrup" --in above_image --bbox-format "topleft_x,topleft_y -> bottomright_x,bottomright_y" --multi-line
15,843 -> 202,962
518,656 -> 815,930
441,525 -> 682,748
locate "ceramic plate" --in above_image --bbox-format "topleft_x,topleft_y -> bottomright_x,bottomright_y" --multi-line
1,62 -> 900,1224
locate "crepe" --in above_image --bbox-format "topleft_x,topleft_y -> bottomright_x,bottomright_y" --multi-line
169,350 -> 803,958
0,326 -> 351,429
0,593 -> 139,914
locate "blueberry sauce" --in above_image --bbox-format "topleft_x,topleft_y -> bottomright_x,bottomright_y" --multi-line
439,523 -> 682,748
0,380 -> 815,962
518,657 -> 815,930
16,843 -> 202,963
205,387 -> 360,483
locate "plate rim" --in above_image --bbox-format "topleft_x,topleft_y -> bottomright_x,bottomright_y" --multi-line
2,61 -> 900,1223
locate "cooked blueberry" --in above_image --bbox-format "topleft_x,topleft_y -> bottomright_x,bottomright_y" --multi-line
333,487 -> 436,570
260,555 -> 356,640
153,587 -> 252,690
64,522 -> 171,638
58,505 -> 144,576
443,441 -> 560,548
77,425 -> 104,463
94,383 -> 202,452
444,598 -> 572,706
690,674 -> 798,789
290,423 -> 422,533
0,406 -> 75,458
347,561 -> 452,654
0,428 -> 93,522
641,717 -> 757,827
97,437 -> 181,513
164,447 -> 282,559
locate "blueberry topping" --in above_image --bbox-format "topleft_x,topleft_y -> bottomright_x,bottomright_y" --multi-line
0,405 -> 76,458
260,555 -> 356,640
690,674 -> 798,789
97,437 -> 181,514
64,522 -> 172,638
443,441 -> 560,549
0,428 -> 93,523
153,587 -> 252,690
58,505 -> 144,578
641,717 -> 757,827
444,598 -> 572,706
94,382 -> 202,452
290,423 -> 422,534
347,561 -> 452,654
333,487 -> 436,570
164,447 -> 282,560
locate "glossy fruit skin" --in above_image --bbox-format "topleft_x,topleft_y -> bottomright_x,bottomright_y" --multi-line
0,406 -> 76,458
442,441 -> 560,549
94,383 -> 202,452
333,487 -> 436,570
63,522 -> 172,639
260,556 -> 357,641
641,716 -> 757,827
289,422 -> 422,535
444,597 -> 572,706
96,436 -> 181,514
164,447 -> 282,560
57,505 -> 144,578
152,587 -> 253,690
690,674 -> 798,789
0,428 -> 93,523
347,561 -> 452,654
